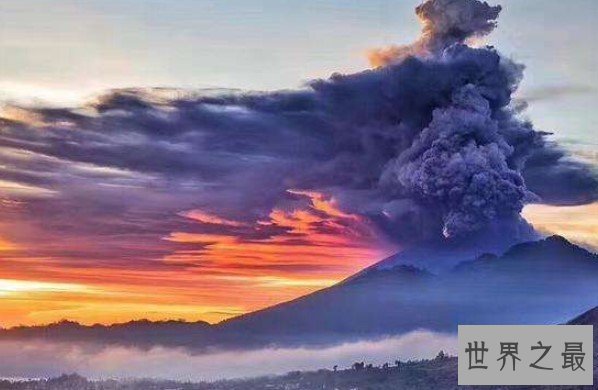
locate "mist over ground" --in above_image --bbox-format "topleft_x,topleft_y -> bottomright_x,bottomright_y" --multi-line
0,331 -> 456,381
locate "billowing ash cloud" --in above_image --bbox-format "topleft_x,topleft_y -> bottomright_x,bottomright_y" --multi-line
369,0 -> 502,66
0,0 -> 595,263
417,0 -> 502,52
384,84 -> 531,237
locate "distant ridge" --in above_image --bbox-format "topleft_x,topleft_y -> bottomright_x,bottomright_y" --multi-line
2,318 -> 211,332
0,319 -> 213,350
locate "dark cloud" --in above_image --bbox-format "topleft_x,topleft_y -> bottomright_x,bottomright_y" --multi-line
0,0 -> 595,266
523,145 -> 598,206
516,85 -> 595,104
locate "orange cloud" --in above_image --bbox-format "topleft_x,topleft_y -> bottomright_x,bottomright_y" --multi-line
0,191 -> 396,327
368,42 -> 427,68
165,190 -> 395,276
180,210 -> 248,227
156,190 -> 398,315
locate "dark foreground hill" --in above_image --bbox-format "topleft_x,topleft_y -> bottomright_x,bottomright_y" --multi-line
1,307 -> 596,390
1,236 -> 596,350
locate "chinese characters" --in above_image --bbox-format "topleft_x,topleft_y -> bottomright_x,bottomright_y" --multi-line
458,325 -> 593,386
465,340 -> 586,372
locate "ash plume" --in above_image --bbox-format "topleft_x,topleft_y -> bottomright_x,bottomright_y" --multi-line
0,0 -> 595,261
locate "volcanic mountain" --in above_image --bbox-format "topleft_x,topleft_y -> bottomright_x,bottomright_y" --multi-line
1,235 -> 596,350
218,236 -> 598,346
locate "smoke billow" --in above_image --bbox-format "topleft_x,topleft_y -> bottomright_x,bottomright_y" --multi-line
0,0 -> 595,256
369,0 -> 502,66
385,84 -> 531,237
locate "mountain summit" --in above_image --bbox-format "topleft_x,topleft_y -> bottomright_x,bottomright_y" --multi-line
568,305 -> 598,326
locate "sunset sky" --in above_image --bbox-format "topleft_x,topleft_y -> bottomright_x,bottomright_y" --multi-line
0,0 -> 596,328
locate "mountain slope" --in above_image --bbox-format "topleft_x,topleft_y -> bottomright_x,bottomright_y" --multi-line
568,306 -> 598,326
219,236 -> 598,345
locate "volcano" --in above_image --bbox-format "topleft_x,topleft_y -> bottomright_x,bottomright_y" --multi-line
217,235 -> 598,346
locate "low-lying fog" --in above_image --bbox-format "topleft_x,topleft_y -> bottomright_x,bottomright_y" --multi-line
0,331 -> 457,381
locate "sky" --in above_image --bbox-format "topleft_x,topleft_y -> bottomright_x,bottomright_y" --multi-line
0,0 -> 596,328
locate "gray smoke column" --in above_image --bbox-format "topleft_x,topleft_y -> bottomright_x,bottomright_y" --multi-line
386,85 -> 531,237
0,0 -> 595,258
